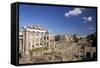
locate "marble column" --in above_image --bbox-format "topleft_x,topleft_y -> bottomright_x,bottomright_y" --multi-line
29,31 -> 33,50
38,32 -> 40,47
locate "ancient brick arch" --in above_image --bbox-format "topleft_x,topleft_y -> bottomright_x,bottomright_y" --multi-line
84,47 -> 96,59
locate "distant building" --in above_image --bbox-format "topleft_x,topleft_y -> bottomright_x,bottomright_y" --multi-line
55,34 -> 74,42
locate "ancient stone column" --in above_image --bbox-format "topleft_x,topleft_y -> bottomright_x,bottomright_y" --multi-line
42,32 -> 44,48
34,31 -> 36,48
19,39 -> 22,53
43,32 -> 45,47
29,31 -> 33,50
23,30 -> 26,54
38,32 -> 40,47
25,30 -> 29,54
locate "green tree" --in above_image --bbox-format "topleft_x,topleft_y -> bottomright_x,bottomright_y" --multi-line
73,34 -> 79,43
55,35 -> 60,41
86,32 -> 97,47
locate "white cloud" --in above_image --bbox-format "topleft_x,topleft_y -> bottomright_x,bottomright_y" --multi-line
88,27 -> 93,31
83,16 -> 92,22
65,8 -> 84,17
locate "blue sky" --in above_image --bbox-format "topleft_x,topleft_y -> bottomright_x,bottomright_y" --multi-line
19,4 -> 96,36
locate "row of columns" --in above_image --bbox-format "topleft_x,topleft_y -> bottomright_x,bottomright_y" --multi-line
22,28 -> 50,54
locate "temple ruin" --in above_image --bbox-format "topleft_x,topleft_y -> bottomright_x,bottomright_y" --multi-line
19,25 -> 50,55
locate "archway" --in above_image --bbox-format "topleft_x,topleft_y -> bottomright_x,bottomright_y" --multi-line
92,52 -> 97,60
86,52 -> 91,59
